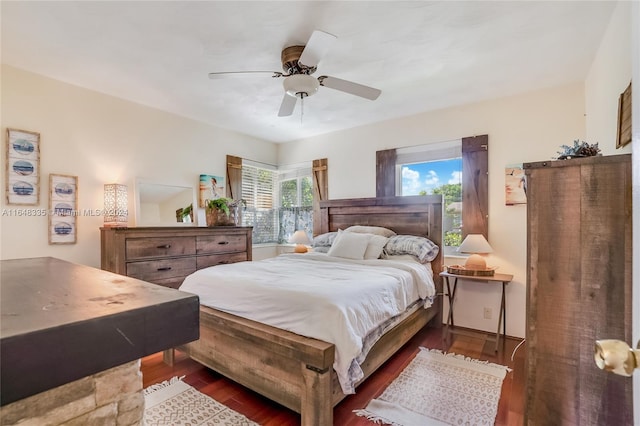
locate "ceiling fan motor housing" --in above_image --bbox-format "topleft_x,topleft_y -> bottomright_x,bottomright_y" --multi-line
281,45 -> 317,75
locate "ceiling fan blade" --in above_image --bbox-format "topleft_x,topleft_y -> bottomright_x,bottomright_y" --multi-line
298,30 -> 337,68
318,76 -> 381,100
208,71 -> 282,79
278,94 -> 297,117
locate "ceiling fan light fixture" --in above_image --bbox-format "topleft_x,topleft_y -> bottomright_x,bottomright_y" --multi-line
283,74 -> 319,98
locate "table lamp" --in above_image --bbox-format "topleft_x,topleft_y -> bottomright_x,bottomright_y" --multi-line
103,183 -> 128,227
457,234 -> 493,270
289,230 -> 311,253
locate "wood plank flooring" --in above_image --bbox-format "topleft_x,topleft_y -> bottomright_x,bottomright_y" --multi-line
141,326 -> 526,425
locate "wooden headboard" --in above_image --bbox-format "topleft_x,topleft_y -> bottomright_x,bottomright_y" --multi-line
319,195 -> 444,322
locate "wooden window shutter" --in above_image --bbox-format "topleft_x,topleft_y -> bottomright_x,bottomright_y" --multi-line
376,149 -> 396,197
461,135 -> 489,240
312,158 -> 328,236
226,155 -> 242,200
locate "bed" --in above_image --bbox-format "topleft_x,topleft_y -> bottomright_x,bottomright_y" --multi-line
170,195 -> 443,425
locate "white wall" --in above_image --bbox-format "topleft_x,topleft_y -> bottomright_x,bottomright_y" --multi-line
629,0 -> 639,417
278,83 -> 586,338
0,65 -> 278,268
585,1 -> 632,154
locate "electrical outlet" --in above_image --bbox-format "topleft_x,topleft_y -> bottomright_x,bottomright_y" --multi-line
483,307 -> 492,319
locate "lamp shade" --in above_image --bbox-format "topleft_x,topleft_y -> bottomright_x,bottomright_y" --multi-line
289,230 -> 311,253
458,234 -> 493,254
104,183 -> 128,226
289,230 -> 311,245
457,234 -> 493,270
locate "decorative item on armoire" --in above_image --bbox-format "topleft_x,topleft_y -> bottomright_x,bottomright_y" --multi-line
554,139 -> 600,160
6,128 -> 40,205
49,174 -> 77,244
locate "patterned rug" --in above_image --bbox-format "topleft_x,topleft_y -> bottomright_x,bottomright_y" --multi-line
143,377 -> 258,426
355,348 -> 510,425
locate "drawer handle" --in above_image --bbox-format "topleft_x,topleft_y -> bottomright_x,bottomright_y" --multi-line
157,244 -> 171,249
219,261 -> 230,264
218,241 -> 230,245
157,266 -> 172,271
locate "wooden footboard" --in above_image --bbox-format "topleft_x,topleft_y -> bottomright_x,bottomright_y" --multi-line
174,303 -> 437,425
179,306 -> 335,424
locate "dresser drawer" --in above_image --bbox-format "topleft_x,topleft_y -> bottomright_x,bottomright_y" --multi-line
126,237 -> 196,260
197,234 -> 247,254
127,257 -> 196,282
197,252 -> 248,269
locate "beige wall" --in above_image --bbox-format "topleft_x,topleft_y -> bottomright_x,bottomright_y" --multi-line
0,65 -> 277,267
585,0 -> 632,154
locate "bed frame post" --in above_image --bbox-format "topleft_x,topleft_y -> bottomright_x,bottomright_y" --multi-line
301,363 -> 332,426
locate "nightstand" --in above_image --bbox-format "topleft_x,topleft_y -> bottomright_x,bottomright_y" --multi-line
439,271 -> 513,352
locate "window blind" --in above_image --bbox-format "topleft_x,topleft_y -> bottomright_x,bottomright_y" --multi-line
241,163 -> 278,244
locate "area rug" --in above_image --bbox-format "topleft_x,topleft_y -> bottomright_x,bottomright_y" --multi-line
354,348 -> 510,426
143,377 -> 258,426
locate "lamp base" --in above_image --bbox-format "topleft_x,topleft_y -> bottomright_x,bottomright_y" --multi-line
464,254 -> 487,270
294,244 -> 308,254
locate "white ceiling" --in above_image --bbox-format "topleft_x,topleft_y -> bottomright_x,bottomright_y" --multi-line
1,1 -> 616,143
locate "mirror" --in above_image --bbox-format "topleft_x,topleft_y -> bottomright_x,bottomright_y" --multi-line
134,180 -> 197,226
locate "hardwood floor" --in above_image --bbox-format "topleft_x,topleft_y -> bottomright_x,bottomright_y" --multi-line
141,326 -> 526,425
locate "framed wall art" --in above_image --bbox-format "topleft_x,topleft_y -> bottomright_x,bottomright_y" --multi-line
6,128 -> 40,205
198,174 -> 225,208
505,163 -> 527,205
49,174 -> 78,244
616,81 -> 631,149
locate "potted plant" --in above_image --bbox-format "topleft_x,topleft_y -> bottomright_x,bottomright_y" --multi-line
205,198 -> 234,226
178,204 -> 193,223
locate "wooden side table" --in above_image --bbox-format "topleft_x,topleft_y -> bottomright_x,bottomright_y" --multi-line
440,271 -> 514,352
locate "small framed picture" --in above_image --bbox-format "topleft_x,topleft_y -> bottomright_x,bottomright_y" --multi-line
505,164 -> 527,205
49,174 -> 78,244
198,174 -> 226,208
6,128 -> 40,205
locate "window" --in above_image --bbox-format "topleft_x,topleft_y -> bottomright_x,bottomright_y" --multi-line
277,166 -> 313,243
379,135 -> 489,255
240,161 -> 313,244
396,140 -> 463,253
241,162 -> 278,244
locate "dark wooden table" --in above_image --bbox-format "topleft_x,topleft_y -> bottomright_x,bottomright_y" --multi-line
0,257 -> 200,406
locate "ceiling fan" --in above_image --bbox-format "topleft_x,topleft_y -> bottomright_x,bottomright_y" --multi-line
208,30 -> 382,117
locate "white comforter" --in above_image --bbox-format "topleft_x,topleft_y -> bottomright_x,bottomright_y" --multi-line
179,252 -> 436,394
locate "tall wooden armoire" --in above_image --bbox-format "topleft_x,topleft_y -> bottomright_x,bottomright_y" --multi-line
524,154 -> 632,425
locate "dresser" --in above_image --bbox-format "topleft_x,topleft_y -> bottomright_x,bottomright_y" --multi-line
101,226 -> 252,289
523,154 -> 631,425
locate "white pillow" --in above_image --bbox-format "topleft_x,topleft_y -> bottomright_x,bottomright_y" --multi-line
345,225 -> 396,238
327,230 -> 371,260
362,234 -> 389,259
